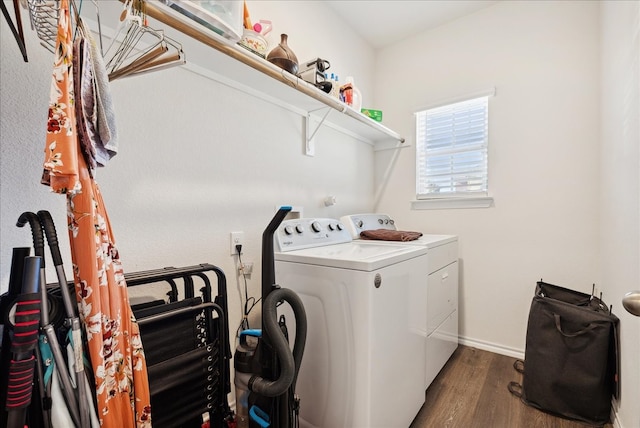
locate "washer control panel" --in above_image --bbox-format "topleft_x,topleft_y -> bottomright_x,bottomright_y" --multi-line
276,218 -> 351,251
340,213 -> 397,239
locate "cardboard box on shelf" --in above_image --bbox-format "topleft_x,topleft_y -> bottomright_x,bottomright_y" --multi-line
361,109 -> 383,122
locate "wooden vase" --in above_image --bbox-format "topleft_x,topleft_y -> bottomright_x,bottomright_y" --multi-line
267,34 -> 299,75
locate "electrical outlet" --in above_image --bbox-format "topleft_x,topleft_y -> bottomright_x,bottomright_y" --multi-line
230,231 -> 244,255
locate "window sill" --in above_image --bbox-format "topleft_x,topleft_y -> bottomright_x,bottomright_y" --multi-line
411,196 -> 494,210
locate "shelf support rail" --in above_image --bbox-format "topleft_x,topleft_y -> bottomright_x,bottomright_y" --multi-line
305,107 -> 333,156
135,0 -> 406,150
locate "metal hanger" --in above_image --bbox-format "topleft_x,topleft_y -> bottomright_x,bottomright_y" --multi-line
109,29 -> 186,81
70,0 -> 103,51
26,0 -> 59,53
106,24 -> 167,80
103,0 -> 186,81
125,33 -> 186,79
25,0 -> 101,55
90,0 -> 103,55
102,0 -> 142,61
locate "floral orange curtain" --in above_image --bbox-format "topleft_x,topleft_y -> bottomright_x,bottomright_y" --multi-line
41,0 -> 151,426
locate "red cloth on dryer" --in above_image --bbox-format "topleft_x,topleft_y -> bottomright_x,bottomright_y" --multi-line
360,229 -> 423,242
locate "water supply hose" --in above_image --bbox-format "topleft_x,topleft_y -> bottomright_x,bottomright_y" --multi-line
248,287 -> 307,398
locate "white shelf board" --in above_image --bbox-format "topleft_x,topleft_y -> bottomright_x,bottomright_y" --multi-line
140,0 -> 405,147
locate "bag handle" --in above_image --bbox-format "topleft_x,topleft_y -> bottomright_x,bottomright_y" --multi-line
508,381 -> 523,398
554,314 -> 598,337
513,359 -> 524,374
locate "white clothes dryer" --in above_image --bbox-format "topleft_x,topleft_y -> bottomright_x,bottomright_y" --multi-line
340,213 -> 459,389
274,218 -> 429,428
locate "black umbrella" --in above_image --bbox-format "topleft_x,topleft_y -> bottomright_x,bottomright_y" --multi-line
5,256 -> 41,428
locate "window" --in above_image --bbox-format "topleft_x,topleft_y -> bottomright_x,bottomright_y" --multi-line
415,93 -> 491,201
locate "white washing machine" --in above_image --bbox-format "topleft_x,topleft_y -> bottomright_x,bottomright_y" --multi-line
340,213 -> 459,389
274,218 -> 429,428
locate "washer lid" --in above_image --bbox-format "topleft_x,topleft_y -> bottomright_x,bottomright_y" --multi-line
275,241 -> 428,271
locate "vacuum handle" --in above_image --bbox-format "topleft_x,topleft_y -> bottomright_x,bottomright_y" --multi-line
262,206 -> 292,240
262,206 -> 292,297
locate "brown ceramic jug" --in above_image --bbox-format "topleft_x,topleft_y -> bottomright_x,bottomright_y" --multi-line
267,34 -> 299,75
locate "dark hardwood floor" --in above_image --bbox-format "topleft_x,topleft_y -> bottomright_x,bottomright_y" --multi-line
409,346 -> 614,428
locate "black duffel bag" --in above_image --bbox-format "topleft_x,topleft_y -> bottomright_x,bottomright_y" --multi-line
509,280 -> 620,426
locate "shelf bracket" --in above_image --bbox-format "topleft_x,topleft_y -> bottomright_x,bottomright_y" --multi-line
304,108 -> 332,156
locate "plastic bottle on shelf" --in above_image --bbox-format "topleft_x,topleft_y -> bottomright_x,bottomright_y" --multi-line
340,79 -> 351,105
344,76 -> 362,111
330,73 -> 340,99
336,75 -> 346,102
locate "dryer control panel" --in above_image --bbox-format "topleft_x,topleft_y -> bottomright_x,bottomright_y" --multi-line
340,213 -> 397,239
275,218 -> 351,251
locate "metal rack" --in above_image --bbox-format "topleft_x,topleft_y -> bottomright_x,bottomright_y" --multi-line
127,263 -> 233,427
45,263 -> 234,427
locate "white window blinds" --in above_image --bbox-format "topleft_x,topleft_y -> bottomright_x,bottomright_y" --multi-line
416,95 -> 489,199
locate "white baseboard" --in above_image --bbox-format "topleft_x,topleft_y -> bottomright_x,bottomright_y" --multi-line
611,398 -> 624,428
458,335 -> 525,360
613,414 -> 624,428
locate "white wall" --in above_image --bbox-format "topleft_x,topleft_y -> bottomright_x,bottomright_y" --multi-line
374,1 -> 639,425
375,0 -> 601,356
600,1 -> 640,427
3,1 -> 637,424
0,1 -> 374,336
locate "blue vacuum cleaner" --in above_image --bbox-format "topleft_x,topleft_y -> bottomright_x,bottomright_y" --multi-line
234,206 -> 307,428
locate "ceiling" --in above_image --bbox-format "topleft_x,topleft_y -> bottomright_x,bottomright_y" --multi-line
324,0 -> 499,49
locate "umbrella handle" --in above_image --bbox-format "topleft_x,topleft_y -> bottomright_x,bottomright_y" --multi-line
37,211 -> 63,267
16,214 -> 50,326
38,210 -> 91,428
5,257 -> 42,428
17,212 -> 45,262
38,210 -> 76,320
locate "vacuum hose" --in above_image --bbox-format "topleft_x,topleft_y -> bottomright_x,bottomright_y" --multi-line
249,287 -> 307,397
